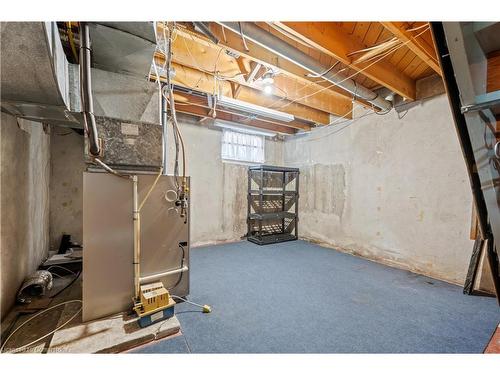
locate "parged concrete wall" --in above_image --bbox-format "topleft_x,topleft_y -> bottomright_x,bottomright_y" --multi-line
1,113 -> 51,318
284,94 -> 473,284
49,128 -> 85,249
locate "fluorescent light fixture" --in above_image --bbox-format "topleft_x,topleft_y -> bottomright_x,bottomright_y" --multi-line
217,95 -> 294,123
214,120 -> 277,137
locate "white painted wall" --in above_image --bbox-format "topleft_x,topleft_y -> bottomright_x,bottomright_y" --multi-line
284,94 -> 473,284
1,113 -> 51,318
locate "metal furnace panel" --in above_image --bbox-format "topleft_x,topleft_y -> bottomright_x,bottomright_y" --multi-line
83,172 -> 190,321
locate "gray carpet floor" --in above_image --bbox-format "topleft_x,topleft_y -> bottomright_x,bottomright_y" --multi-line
130,240 -> 499,353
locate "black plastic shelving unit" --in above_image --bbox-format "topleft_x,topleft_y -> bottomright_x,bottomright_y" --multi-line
247,165 -> 299,245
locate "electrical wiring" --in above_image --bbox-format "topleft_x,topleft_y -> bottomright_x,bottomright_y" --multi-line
265,37 -> 404,110
162,23 -> 187,196
171,295 -> 211,313
138,167 -> 163,211
268,25 -> 427,109
302,99 -> 400,143
272,26 -> 430,111
92,158 -> 131,179
0,300 -> 82,353
168,243 -> 186,290
238,22 -> 250,52
46,265 -> 76,276
406,23 -> 430,33
180,31 -> 248,83
49,270 -> 82,299
306,60 -> 341,78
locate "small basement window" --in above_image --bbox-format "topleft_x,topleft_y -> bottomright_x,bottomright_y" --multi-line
221,129 -> 265,164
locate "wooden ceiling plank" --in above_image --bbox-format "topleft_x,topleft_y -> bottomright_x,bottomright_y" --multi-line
407,59 -> 428,79
277,22 -> 416,100
381,22 -> 441,76
402,55 -> 421,76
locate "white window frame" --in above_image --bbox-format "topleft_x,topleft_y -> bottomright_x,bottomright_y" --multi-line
221,129 -> 265,165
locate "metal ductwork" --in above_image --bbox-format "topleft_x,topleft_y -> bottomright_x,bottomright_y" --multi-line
1,22 -> 159,128
218,22 -> 392,111
0,22 -> 81,126
79,22 -> 100,156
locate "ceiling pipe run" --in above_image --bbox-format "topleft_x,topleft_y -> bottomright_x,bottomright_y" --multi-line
217,22 -> 392,112
193,22 -> 219,45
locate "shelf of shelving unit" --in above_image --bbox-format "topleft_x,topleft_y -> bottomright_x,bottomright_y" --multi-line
247,165 -> 299,245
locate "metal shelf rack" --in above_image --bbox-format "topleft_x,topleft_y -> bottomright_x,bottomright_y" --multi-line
247,165 -> 299,245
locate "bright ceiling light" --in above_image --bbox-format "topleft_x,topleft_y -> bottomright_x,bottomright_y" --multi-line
263,85 -> 273,95
217,95 -> 294,122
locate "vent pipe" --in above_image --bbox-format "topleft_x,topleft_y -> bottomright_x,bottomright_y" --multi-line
80,22 -> 101,156
218,22 -> 392,111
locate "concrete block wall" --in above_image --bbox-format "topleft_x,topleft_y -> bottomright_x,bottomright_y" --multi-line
1,113 -> 51,318
284,94 -> 473,284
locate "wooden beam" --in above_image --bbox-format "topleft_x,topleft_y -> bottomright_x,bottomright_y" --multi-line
161,30 -> 352,119
235,56 -> 250,80
168,24 -> 355,117
276,22 -> 417,100
229,81 -> 242,98
246,61 -> 262,83
487,50 -> 500,93
175,103 -> 297,134
159,58 -> 329,125
171,86 -> 312,131
381,22 -> 441,76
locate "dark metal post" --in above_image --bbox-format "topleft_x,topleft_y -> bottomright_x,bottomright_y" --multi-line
259,167 -> 264,243
295,171 -> 299,238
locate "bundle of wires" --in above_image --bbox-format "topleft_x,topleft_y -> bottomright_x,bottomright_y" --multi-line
154,22 -> 187,194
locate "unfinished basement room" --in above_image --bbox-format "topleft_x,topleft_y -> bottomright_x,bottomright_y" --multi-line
1,2 -> 500,369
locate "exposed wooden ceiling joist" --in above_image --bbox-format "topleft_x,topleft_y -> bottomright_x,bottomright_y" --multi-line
163,30 -> 352,120
173,99 -> 297,135
381,22 -> 441,76
168,24 -> 358,114
155,33 -> 341,125
170,78 -> 312,131
159,58 -> 329,126
274,22 -> 417,100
